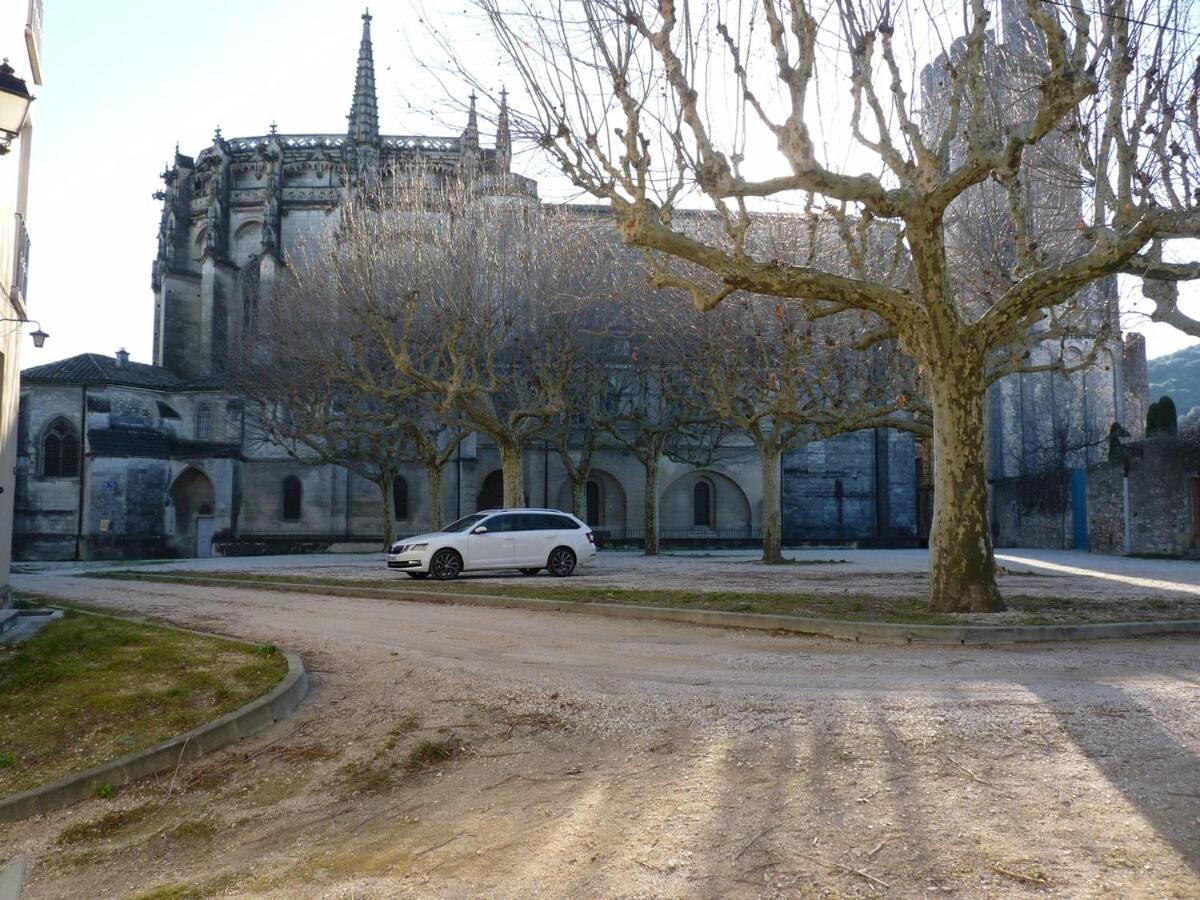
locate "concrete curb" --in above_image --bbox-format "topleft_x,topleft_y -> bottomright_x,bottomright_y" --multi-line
89,571 -> 1200,646
0,856 -> 26,900
0,638 -> 308,825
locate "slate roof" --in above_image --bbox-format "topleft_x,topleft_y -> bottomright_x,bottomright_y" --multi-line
87,428 -> 241,460
21,354 -> 226,392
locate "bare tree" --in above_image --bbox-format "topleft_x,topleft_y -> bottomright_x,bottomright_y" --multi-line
310,177 -> 605,510
601,293 -> 725,555
684,298 -> 926,562
476,0 -> 1200,611
239,333 -> 415,549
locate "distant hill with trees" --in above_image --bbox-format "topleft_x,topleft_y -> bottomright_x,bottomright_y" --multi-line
1147,344 -> 1200,427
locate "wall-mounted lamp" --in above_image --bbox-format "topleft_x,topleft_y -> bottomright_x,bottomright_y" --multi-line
0,317 -> 48,347
0,59 -> 33,155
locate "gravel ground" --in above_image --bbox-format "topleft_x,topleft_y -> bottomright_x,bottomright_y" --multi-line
3,570 -> 1198,898
44,546 -> 1200,603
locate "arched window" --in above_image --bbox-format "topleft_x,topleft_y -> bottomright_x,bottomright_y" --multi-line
195,404 -> 212,440
392,475 -> 409,520
282,476 -> 302,521
41,418 -> 80,478
692,480 -> 712,528
585,480 -> 602,526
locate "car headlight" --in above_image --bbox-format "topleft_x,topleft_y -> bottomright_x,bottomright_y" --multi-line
390,543 -> 404,553
409,543 -> 428,552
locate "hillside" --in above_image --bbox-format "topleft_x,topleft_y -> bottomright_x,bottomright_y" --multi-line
1147,343 -> 1200,426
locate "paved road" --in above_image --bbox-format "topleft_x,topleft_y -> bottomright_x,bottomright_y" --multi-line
10,568 -> 1200,897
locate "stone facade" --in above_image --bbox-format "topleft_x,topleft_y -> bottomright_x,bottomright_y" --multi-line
0,1 -> 43,601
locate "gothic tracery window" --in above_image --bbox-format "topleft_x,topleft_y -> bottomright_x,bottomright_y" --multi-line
41,418 -> 80,478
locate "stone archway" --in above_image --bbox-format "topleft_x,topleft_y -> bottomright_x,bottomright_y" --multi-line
169,468 -> 216,557
477,470 -> 504,511
660,469 -> 752,536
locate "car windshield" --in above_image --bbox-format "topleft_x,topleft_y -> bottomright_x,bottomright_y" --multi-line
441,514 -> 488,533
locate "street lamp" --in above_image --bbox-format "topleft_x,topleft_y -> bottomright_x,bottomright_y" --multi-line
0,317 -> 48,348
0,58 -> 33,155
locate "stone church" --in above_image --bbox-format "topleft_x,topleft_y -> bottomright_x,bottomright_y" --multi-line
12,10 -> 1148,560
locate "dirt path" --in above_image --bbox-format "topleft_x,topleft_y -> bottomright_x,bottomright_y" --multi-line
4,573 -> 1200,898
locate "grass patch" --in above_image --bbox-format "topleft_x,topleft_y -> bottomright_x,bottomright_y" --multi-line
404,737 -> 460,770
0,610 -> 287,796
57,804 -> 153,845
85,569 -> 1200,625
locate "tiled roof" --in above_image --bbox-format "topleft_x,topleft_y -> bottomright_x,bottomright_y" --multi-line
21,354 -> 225,391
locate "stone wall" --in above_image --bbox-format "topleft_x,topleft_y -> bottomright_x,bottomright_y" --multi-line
782,429 -> 917,545
1088,435 -> 1200,557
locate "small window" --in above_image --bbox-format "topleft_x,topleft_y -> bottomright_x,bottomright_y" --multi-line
392,476 -> 409,520
282,475 -> 302,521
195,404 -> 212,440
41,418 -> 80,478
693,481 -> 712,528
585,480 -> 601,525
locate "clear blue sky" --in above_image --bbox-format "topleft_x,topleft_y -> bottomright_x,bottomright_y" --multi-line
22,1 -> 1200,368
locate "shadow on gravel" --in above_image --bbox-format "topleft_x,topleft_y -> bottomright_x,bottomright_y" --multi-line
1024,670 -> 1200,873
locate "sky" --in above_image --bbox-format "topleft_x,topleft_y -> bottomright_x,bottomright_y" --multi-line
20,0 -> 1200,370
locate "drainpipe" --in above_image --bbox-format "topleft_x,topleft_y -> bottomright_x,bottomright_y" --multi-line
543,441 -> 549,508
74,385 -> 88,560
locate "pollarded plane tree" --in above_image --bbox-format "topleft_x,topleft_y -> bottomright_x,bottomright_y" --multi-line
237,298 -> 429,548
601,290 -> 728,555
683,295 -> 927,564
329,175 -> 604,509
477,0 -> 1200,611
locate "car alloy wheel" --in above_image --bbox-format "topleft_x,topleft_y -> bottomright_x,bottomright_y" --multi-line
547,547 -> 576,577
430,549 -> 462,581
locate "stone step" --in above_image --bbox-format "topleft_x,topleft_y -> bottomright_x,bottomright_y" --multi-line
0,609 -> 18,636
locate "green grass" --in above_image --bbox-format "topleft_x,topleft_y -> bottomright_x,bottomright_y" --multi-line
85,569 -> 1200,625
0,610 -> 288,796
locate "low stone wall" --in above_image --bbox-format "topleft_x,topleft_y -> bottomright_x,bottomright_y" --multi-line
1090,436 -> 1200,556
995,434 -> 1200,557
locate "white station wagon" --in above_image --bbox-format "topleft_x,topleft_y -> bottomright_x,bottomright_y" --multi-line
386,508 -> 597,580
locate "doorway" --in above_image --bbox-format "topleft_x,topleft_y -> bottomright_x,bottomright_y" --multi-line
169,468 -> 216,558
477,470 -> 504,511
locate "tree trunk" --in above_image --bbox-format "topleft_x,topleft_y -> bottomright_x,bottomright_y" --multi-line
570,475 -> 586,520
498,441 -> 525,508
642,454 -> 660,556
928,367 -> 1005,612
760,443 -> 784,564
427,463 -> 445,531
378,471 -> 396,550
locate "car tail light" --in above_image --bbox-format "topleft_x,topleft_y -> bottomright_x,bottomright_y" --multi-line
586,531 -> 595,544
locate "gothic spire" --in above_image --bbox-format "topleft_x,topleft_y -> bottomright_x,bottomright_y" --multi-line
347,9 -> 380,144
463,91 -> 479,148
496,87 -> 511,173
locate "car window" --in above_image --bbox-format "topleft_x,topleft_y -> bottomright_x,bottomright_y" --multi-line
549,514 -> 581,529
442,514 -> 487,533
484,514 -> 517,533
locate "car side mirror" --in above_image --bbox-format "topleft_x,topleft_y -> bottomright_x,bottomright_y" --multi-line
472,525 -> 488,534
